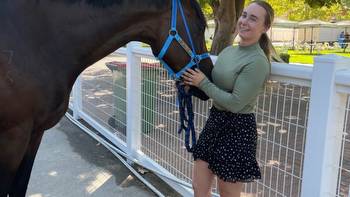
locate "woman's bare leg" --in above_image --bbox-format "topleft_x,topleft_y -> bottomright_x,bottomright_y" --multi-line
192,159 -> 215,197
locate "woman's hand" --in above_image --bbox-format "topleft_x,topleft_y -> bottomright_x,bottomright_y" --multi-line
182,68 -> 206,87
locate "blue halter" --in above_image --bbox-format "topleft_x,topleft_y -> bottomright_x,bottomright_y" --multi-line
157,0 -> 210,79
156,0 -> 210,152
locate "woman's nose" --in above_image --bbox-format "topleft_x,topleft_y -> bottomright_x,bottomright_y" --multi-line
238,20 -> 245,28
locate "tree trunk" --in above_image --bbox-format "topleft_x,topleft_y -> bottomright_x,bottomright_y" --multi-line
209,0 -> 245,55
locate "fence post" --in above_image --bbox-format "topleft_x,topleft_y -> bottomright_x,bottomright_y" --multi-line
126,42 -> 142,162
301,55 -> 349,197
72,75 -> 82,120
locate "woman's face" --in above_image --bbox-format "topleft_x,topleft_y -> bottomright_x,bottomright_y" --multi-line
237,3 -> 268,44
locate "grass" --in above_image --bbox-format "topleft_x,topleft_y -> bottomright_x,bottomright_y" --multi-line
287,49 -> 350,64
207,43 -> 350,64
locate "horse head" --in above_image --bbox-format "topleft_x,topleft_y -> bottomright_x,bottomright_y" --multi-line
144,0 -> 213,100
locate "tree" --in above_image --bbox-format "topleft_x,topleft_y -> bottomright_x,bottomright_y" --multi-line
305,0 -> 337,7
268,0 -> 350,21
198,0 -> 245,55
267,0 -> 345,21
343,0 -> 350,7
304,0 -> 350,8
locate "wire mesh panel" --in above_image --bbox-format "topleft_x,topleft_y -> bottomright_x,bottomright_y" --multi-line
243,81 -> 310,197
81,54 -> 127,142
336,95 -> 350,197
139,57 -> 213,185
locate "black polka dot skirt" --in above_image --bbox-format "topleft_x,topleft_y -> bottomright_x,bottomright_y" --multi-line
192,106 -> 261,183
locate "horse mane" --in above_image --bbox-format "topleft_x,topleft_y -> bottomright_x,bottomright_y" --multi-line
48,0 -> 166,9
50,0 -> 207,29
49,0 -> 122,8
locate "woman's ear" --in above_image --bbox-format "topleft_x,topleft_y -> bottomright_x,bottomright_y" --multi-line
263,26 -> 270,34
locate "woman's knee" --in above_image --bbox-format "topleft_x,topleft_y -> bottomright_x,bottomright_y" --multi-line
218,179 -> 243,197
192,182 -> 211,197
192,174 -> 212,197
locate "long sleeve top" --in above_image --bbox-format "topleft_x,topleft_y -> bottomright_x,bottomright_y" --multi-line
198,42 -> 270,113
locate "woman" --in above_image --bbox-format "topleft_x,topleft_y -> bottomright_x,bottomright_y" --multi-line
182,1 -> 276,196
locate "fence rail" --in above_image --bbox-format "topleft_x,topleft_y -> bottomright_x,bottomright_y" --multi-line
68,42 -> 350,197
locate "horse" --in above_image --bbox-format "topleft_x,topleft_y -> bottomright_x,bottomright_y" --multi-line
0,0 -> 213,196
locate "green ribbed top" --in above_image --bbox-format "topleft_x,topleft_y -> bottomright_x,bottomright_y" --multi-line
199,42 -> 270,113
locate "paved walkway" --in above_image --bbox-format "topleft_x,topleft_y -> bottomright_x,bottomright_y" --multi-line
26,117 -> 180,197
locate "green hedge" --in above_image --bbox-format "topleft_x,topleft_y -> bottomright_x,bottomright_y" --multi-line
279,53 -> 290,63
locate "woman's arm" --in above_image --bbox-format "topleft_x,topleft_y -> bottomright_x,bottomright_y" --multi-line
190,56 -> 269,112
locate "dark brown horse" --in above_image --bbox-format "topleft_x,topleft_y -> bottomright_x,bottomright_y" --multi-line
0,0 -> 213,196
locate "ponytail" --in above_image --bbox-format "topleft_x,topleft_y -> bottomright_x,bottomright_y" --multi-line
259,32 -> 283,62
259,33 -> 271,61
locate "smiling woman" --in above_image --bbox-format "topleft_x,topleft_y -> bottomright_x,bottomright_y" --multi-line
0,0 -> 213,196
183,1 -> 278,197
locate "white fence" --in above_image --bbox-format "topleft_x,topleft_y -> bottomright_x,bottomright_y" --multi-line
68,42 -> 350,197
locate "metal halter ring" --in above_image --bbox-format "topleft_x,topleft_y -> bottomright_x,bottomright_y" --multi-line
169,29 -> 177,36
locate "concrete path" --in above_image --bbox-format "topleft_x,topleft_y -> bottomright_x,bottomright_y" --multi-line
26,117 -> 181,197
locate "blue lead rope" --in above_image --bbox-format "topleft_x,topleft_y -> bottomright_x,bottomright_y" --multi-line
176,81 -> 196,152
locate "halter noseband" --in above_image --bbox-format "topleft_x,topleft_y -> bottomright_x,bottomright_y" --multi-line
157,0 -> 210,80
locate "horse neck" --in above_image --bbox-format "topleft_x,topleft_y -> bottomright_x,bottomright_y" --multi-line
8,0 -> 170,87
58,1 -> 170,81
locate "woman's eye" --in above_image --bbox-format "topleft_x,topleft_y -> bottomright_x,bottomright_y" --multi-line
247,16 -> 257,22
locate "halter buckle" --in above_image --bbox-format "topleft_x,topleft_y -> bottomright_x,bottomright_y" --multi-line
192,56 -> 201,65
